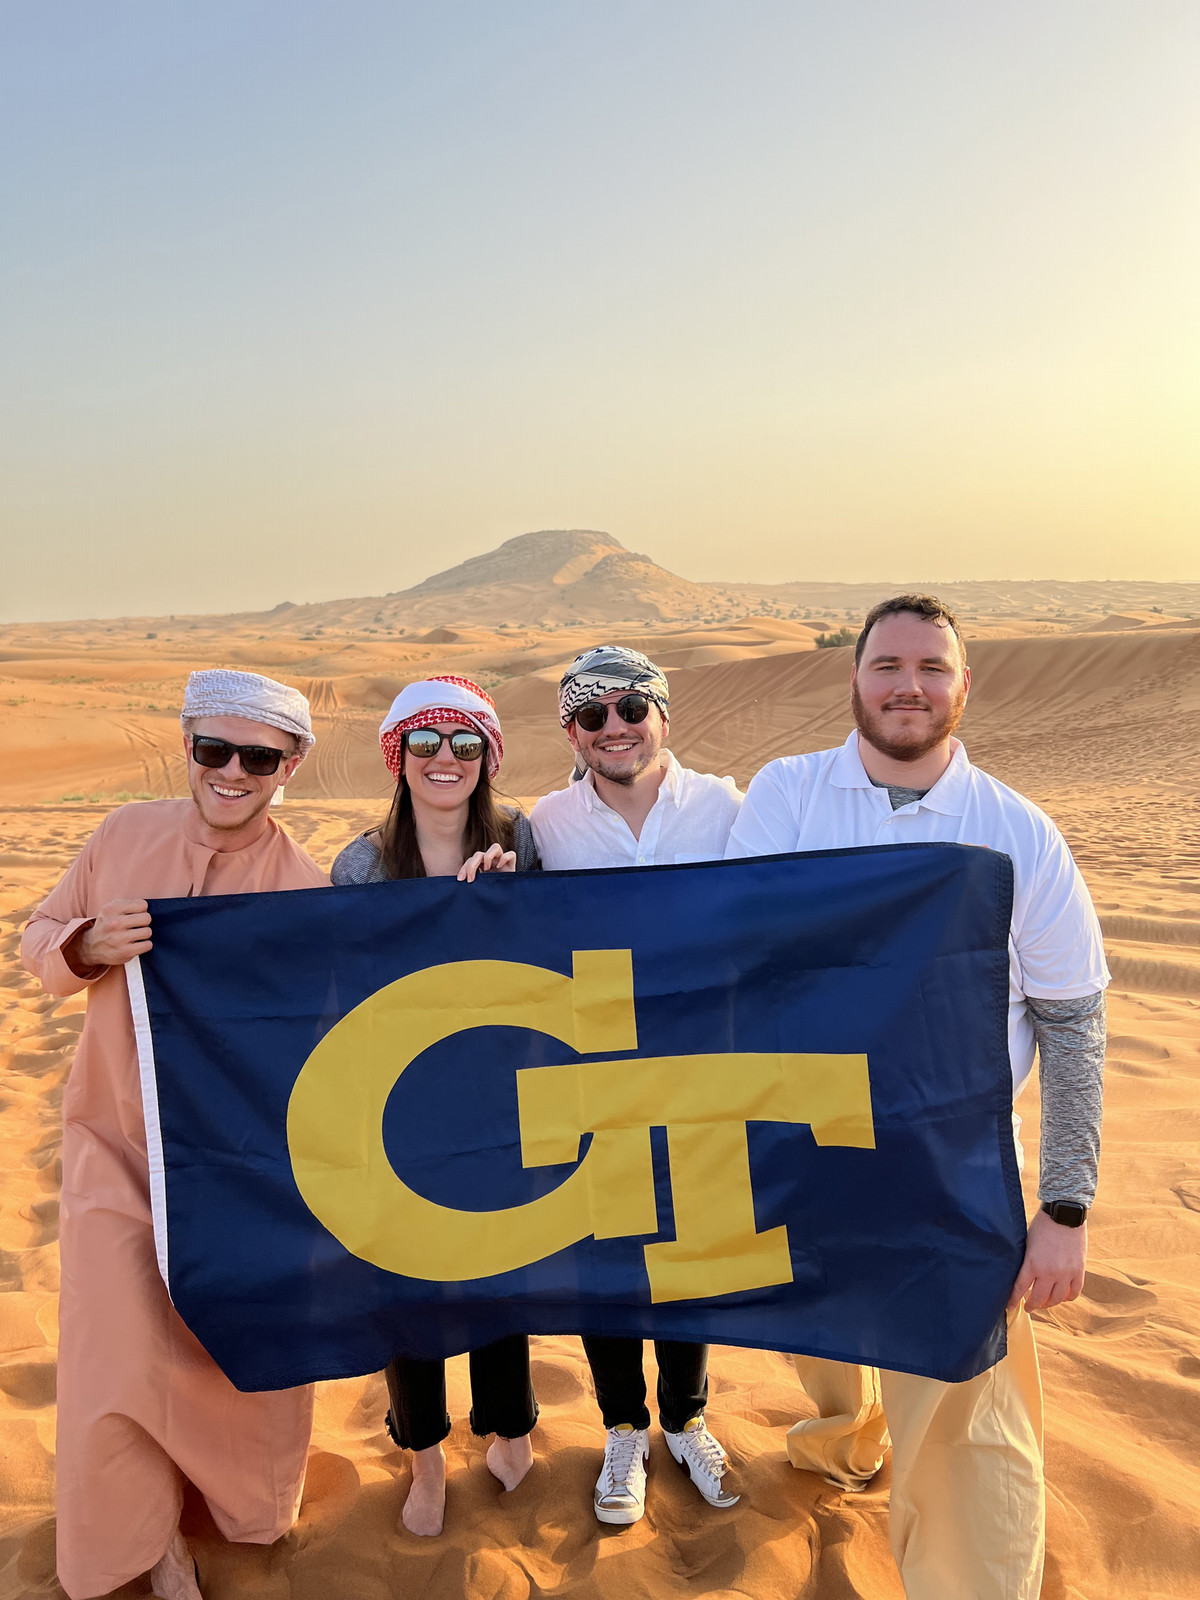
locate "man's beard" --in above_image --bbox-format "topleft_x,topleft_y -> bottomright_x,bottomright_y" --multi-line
850,683 -> 966,763
579,736 -> 660,787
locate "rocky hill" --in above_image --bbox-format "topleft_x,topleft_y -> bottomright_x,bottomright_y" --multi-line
254,529 -> 742,631
405,529 -> 625,594
5,528 -> 1200,638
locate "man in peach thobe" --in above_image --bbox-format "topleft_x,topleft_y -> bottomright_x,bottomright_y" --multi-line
22,670 -> 328,1600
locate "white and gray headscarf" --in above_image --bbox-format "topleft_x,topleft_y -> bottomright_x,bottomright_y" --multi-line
180,669 -> 315,756
557,645 -> 670,729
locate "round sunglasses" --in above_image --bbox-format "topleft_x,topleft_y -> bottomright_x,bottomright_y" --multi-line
403,727 -> 486,762
190,734 -> 289,776
573,693 -> 652,734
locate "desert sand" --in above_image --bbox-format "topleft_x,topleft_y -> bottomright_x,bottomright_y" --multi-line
2,533 -> 1199,1598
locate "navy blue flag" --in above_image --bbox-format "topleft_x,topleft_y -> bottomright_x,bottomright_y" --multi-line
129,844 -> 1023,1392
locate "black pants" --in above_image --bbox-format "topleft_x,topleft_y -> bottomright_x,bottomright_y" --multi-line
582,1337 -> 708,1434
385,1334 -> 538,1452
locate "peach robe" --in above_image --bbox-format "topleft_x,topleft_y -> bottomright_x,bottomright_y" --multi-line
21,799 -> 328,1600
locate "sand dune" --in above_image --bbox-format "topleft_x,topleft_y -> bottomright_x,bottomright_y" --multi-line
498,624 -> 1200,801
2,586 -> 1200,1597
5,619 -> 1194,815
0,615 -> 831,807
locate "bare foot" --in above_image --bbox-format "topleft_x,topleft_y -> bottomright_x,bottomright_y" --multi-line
149,1527 -> 201,1600
486,1432 -> 534,1491
400,1444 -> 446,1536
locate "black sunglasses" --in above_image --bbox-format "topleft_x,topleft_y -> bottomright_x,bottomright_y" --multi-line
403,727 -> 486,762
190,734 -> 289,776
573,693 -> 652,734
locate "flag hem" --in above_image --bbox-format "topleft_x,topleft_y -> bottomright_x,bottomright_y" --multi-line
126,955 -> 172,1299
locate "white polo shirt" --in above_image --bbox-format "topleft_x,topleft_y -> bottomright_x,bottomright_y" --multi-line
530,751 -> 743,870
726,731 -> 1109,1094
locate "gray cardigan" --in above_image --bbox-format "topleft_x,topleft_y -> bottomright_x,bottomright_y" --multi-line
331,808 -> 541,885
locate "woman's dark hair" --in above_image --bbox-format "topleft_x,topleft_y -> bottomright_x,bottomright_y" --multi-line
378,759 -> 514,881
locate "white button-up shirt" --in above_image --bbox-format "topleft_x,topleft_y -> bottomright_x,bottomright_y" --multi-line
530,752 -> 743,870
727,731 -> 1109,1094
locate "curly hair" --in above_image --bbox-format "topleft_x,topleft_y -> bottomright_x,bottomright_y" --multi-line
854,594 -> 966,668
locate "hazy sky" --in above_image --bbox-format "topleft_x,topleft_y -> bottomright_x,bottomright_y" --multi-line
3,2 -> 1198,622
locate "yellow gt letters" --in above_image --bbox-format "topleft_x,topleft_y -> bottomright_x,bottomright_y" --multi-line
287,951 -> 874,1303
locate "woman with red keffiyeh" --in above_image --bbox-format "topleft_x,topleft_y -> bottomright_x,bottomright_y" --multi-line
330,676 -> 540,1536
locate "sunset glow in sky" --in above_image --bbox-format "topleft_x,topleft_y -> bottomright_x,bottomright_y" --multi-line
2,2 -> 1198,620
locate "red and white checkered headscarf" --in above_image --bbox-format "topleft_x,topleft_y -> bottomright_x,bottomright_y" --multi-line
379,676 -> 504,780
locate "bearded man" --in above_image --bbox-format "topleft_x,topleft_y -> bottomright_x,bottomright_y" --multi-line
530,645 -> 744,1527
22,670 -> 327,1600
727,595 -> 1109,1600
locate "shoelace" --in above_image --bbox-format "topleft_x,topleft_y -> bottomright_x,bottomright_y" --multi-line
601,1432 -> 643,1493
681,1425 -> 727,1477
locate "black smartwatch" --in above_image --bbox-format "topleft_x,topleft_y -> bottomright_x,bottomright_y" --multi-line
1041,1200 -> 1088,1228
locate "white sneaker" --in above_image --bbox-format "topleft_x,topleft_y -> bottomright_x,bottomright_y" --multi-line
663,1415 -> 740,1508
593,1424 -> 650,1525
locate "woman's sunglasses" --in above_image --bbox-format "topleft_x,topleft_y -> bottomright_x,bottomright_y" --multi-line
404,727 -> 486,762
190,734 -> 288,776
573,693 -> 652,734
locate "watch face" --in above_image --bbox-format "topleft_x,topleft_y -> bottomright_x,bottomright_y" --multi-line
1048,1201 -> 1087,1228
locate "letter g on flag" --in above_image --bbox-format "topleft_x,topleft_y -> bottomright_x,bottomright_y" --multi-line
287,951 -> 875,1304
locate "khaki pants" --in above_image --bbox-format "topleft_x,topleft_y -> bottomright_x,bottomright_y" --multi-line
789,1309 -> 1044,1600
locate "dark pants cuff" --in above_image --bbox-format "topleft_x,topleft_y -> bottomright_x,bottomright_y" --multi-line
467,1334 -> 539,1439
582,1336 -> 709,1434
385,1335 -> 537,1451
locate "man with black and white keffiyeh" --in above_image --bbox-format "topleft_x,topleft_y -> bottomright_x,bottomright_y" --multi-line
531,644 -> 745,1527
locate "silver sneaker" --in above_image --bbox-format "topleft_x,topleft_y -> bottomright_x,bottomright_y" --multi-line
594,1424 -> 650,1525
663,1415 -> 740,1508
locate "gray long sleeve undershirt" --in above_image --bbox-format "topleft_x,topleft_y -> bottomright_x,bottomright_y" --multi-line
878,781 -> 1105,1207
1026,993 -> 1105,1207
